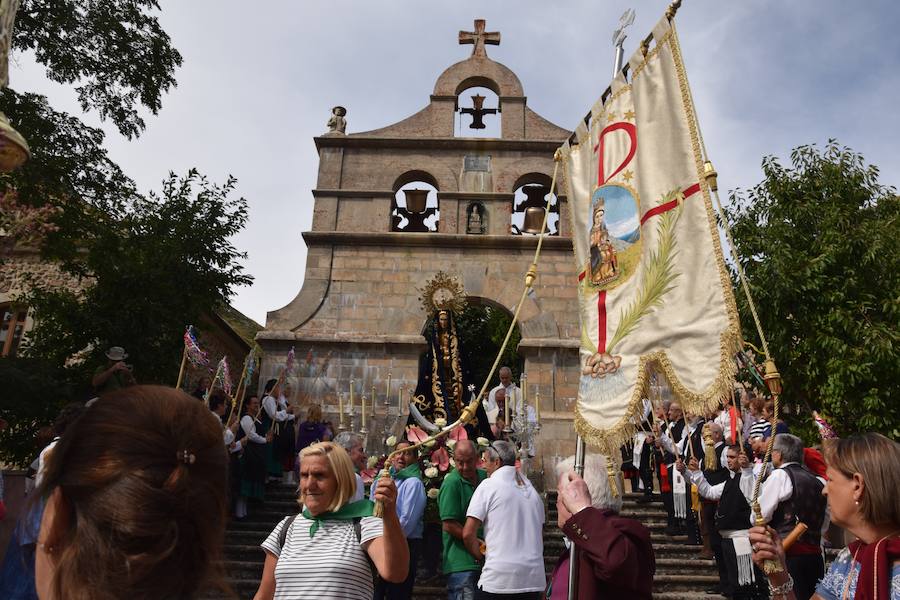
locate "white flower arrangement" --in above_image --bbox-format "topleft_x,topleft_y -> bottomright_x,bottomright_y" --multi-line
424,466 -> 439,479
367,456 -> 378,469
434,417 -> 447,427
446,439 -> 457,449
427,488 -> 439,499
385,435 -> 397,447
476,437 -> 490,447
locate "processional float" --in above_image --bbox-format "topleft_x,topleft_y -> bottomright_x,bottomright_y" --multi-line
371,1 -> 788,594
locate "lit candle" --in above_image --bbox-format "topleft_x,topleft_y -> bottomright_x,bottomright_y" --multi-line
371,384 -> 376,415
349,379 -> 355,415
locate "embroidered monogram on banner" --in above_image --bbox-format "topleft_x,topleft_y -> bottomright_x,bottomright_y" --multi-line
559,16 -> 741,452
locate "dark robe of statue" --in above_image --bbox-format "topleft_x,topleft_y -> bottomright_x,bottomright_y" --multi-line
408,310 -> 494,440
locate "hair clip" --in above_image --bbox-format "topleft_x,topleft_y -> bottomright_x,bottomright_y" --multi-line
178,450 -> 196,465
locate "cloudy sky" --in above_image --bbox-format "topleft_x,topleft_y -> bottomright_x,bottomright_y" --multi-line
11,0 -> 899,324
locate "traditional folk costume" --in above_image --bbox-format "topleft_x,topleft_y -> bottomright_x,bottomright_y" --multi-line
755,462 -> 828,600
261,393 -> 294,481
690,464 -> 767,599
629,399 -> 656,503
699,437 -> 729,589
236,409 -> 270,518
659,417 -> 703,542
273,393 -> 297,484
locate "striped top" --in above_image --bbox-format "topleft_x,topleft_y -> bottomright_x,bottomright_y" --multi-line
261,513 -> 382,599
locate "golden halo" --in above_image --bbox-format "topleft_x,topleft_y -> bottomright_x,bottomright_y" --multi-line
418,271 -> 467,316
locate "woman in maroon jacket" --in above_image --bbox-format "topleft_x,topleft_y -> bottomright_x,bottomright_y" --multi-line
547,454 -> 655,599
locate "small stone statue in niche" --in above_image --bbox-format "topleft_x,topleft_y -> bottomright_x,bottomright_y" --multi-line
466,202 -> 486,234
326,106 -> 347,134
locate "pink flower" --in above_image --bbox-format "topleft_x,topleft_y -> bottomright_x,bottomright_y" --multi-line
406,425 -> 429,443
431,447 -> 450,472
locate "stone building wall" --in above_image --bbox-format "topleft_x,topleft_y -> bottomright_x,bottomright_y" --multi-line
258,28 -> 585,484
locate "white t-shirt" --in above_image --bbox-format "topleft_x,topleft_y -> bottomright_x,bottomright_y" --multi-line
261,513 -> 383,600
466,465 -> 545,593
351,473 -> 365,502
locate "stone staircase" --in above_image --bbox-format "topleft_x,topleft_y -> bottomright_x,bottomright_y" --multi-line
213,483 -> 725,599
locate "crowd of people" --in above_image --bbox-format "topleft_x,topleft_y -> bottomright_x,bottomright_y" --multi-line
0,358 -> 898,600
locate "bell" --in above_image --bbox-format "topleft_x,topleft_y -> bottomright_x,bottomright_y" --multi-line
0,112 -> 30,172
403,189 -> 428,214
521,207 -> 548,234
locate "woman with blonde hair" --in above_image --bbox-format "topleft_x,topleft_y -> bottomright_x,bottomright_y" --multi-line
253,441 -> 409,600
750,432 -> 900,599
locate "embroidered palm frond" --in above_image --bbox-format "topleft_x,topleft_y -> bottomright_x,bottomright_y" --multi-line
606,190 -> 683,353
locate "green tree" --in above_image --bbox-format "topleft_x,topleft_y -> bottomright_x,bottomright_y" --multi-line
724,141 -> 899,438
13,0 -> 182,139
455,303 -> 523,390
20,169 -> 252,385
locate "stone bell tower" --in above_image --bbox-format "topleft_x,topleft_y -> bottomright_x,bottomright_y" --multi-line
258,20 -> 582,479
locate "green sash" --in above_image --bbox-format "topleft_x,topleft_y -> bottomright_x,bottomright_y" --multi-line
393,462 -> 422,482
302,499 -> 374,537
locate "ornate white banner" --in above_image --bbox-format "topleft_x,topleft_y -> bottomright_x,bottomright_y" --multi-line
559,16 -> 741,451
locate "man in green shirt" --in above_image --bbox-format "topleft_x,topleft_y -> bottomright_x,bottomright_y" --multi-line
438,439 -> 487,600
92,346 -> 136,397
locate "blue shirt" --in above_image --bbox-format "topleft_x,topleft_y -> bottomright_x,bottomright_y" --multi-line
816,547 -> 900,599
395,476 -> 426,539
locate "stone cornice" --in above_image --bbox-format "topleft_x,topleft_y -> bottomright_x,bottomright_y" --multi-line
257,330 -> 427,348
310,190 -> 567,203
312,189 -> 395,198
315,135 -> 565,153
301,230 -> 573,251
517,337 -> 581,350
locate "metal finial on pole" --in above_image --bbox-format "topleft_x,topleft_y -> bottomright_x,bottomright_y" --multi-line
611,8 -> 636,78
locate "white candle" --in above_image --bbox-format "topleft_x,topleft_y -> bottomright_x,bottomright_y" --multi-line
521,374 -> 527,418
361,394 -> 367,429
398,384 -> 403,413
535,387 -> 541,423
339,393 -> 345,427
371,384 -> 376,415
386,371 -> 392,402
349,379 -> 354,415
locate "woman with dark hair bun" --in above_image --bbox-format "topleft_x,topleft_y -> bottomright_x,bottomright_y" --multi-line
34,385 -> 230,600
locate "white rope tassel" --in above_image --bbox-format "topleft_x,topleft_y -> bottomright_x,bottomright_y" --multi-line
672,467 -> 687,518
732,536 -> 755,586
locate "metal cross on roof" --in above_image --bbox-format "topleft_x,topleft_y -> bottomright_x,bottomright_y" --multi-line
458,19 -> 500,58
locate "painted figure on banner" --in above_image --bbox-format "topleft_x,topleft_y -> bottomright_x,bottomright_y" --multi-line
589,197 -> 619,285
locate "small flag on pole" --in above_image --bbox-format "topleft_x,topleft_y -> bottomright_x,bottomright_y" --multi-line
183,325 -> 209,368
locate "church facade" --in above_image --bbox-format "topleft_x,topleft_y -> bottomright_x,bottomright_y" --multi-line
258,21 -> 583,475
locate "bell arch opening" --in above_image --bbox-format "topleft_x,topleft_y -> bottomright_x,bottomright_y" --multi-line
391,171 -> 439,232
511,173 -> 559,236
455,85 -> 500,139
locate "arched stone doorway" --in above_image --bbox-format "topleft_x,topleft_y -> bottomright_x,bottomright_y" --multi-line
418,297 -> 524,394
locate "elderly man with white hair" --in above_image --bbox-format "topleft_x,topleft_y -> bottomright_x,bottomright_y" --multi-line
547,453 -> 655,600
462,440 -> 544,600
333,431 -> 367,502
